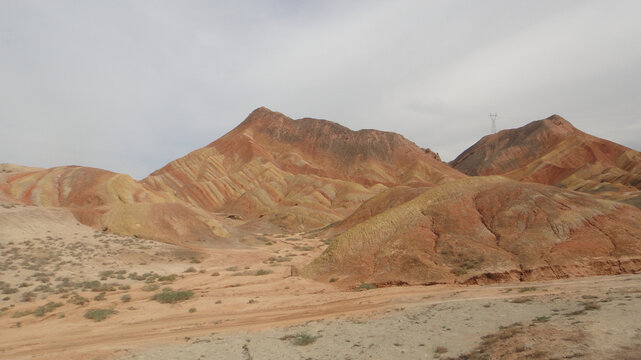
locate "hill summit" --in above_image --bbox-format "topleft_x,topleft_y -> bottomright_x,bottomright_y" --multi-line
450,115 -> 641,207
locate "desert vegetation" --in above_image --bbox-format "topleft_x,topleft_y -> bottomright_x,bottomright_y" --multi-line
150,288 -> 195,304
84,308 -> 116,322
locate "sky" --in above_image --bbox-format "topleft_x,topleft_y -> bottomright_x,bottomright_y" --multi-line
1,0 -> 640,179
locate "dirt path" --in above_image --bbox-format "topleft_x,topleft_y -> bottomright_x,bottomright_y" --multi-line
3,272 -> 641,359
112,273 -> 641,360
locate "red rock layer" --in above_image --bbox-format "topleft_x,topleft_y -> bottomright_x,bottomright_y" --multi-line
303,176 -> 641,286
143,107 -> 465,230
450,115 -> 641,206
0,107 -> 466,239
0,164 -> 229,246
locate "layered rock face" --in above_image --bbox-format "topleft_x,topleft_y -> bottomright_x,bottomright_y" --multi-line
143,107 -> 465,231
303,176 -> 641,286
0,164 -> 229,246
327,185 -> 429,236
450,115 -> 641,207
0,107 -> 465,240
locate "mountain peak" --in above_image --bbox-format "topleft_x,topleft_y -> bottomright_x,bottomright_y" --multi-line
211,108 -> 462,183
539,114 -> 576,131
239,106 -> 289,128
248,106 -> 279,117
450,115 -> 580,176
545,114 -> 565,121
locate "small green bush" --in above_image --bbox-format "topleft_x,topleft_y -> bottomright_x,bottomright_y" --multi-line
234,269 -> 274,276
292,332 -> 318,346
81,280 -> 101,290
355,283 -> 377,291
128,272 -> 177,282
142,284 -> 159,292
533,316 -> 550,323
84,308 -> 115,322
151,289 -> 194,304
20,291 -> 36,302
452,268 -> 467,276
34,302 -> 62,317
34,284 -> 53,293
68,294 -> 89,306
99,270 -> 114,279
157,274 -> 177,282
12,310 -> 33,318
518,287 -> 537,293
120,294 -> 131,303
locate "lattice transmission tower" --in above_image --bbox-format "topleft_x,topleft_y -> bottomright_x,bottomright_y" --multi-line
489,113 -> 498,134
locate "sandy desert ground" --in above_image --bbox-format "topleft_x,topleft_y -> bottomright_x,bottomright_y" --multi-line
2,202 -> 641,360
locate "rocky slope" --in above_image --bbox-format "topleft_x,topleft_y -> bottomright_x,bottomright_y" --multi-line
326,185 -> 429,236
450,115 -> 641,207
0,164 -> 230,246
143,107 -> 465,231
303,176 -> 641,286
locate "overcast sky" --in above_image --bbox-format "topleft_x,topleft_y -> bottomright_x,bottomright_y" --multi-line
1,1 -> 640,179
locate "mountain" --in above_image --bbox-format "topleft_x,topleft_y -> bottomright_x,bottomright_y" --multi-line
143,107 -> 465,231
4,108 -> 641,288
450,115 -> 641,207
303,176 -> 641,286
0,107 -> 465,240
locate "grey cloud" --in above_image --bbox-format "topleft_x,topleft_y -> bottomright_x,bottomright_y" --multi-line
1,0 -> 640,179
